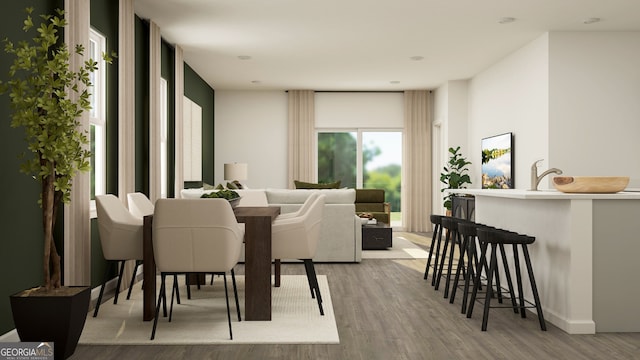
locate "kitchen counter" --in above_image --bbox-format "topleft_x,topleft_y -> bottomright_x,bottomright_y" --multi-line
449,189 -> 640,334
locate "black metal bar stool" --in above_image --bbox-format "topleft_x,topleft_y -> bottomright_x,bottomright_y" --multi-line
467,227 -> 546,331
423,215 -> 443,285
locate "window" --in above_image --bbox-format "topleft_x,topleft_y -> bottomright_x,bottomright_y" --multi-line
89,29 -> 106,218
317,130 -> 402,226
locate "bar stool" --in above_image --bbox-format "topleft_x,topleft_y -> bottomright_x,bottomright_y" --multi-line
434,216 -> 468,298
449,221 -> 484,313
467,227 -> 546,331
423,215 -> 443,285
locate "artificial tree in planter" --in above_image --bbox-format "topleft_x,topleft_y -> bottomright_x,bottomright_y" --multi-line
0,7 -> 112,359
440,146 -> 472,213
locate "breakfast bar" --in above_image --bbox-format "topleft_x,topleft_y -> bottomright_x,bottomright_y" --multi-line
450,189 -> 640,334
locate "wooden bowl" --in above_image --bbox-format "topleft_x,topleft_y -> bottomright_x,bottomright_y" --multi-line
552,176 -> 629,193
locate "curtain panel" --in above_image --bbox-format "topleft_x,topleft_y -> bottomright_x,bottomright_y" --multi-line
403,90 -> 433,232
63,0 -> 91,286
287,90 -> 316,189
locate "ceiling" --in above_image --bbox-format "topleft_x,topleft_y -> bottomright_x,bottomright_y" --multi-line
134,0 -> 640,91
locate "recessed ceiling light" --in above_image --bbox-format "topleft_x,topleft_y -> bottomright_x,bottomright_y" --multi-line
390,81 -> 400,84
410,56 -> 424,61
583,17 -> 601,24
498,17 -> 516,24
237,55 -> 252,60
251,80 -> 261,84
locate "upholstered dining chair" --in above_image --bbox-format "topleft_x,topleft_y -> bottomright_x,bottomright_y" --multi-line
127,192 -> 155,219
271,194 -> 326,315
150,198 -> 244,340
273,192 -> 320,285
122,192 -> 155,299
94,194 -> 144,317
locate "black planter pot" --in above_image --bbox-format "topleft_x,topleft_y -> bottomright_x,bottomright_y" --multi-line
10,286 -> 90,360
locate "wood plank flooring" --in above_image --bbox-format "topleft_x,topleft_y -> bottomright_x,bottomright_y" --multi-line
73,235 -> 640,360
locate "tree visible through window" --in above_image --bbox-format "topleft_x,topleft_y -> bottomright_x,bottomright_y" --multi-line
318,131 -> 402,224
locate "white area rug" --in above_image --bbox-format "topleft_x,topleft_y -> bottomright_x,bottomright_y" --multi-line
362,234 -> 429,259
79,275 -> 338,345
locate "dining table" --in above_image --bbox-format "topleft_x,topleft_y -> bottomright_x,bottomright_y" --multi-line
142,205 -> 281,321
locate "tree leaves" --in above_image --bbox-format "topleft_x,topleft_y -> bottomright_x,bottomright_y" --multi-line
440,146 -> 472,210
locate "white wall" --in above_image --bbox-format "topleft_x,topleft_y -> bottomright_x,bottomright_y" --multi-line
214,90 -> 288,188
467,33 -> 550,189
432,81 -> 469,213
549,32 -> 640,186
315,92 -> 404,128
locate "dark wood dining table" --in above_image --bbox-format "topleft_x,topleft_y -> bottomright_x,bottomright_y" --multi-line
142,206 -> 281,321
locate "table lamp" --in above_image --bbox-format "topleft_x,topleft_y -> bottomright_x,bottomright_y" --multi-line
224,163 -> 248,182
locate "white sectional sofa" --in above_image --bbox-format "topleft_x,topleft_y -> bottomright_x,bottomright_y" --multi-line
181,188 -> 362,262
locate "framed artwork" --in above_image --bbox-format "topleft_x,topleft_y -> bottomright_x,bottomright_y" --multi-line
481,132 -> 514,189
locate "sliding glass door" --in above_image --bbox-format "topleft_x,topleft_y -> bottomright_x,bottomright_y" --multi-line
318,130 -> 402,225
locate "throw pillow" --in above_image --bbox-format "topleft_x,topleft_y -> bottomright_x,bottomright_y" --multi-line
226,181 -> 238,190
294,180 -> 341,189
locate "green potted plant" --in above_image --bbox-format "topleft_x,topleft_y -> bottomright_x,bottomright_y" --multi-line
0,7 -> 111,359
440,146 -> 472,213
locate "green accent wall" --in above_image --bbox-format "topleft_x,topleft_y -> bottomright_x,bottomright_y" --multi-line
184,64 -> 215,184
0,0 -> 62,335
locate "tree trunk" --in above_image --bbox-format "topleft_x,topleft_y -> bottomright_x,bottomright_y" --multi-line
42,163 -> 62,290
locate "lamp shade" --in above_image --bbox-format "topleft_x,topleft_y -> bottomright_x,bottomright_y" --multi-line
224,163 -> 248,181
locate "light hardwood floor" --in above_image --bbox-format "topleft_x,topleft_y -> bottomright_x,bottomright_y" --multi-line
73,234 -> 640,360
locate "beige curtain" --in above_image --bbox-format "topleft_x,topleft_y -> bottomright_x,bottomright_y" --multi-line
119,0 -> 136,200
149,21 -> 162,202
63,0 -> 91,286
403,90 -> 432,232
287,90 -> 315,189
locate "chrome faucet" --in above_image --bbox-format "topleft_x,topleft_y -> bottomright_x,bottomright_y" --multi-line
530,159 -> 563,191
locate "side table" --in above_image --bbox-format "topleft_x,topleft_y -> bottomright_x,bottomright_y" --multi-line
362,223 -> 392,250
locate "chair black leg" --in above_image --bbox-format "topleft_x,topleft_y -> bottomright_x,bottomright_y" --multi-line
481,243 -> 499,331
151,274 -> 167,340
173,274 -> 181,304
126,261 -> 140,300
303,259 -> 316,299
424,223 -> 441,280
498,243 -> 519,314
467,241 -> 488,319
450,234 -> 469,304
304,259 -> 324,316
93,260 -> 114,317
512,244 -> 527,319
443,230 -> 459,298
113,260 -> 126,304
231,269 -> 241,321
223,274 -> 233,340
185,274 -> 192,299
434,229 -> 452,290
431,225 -> 444,286
522,245 -> 547,331
169,275 -> 176,322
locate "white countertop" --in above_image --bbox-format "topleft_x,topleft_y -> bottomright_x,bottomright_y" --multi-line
448,188 -> 640,200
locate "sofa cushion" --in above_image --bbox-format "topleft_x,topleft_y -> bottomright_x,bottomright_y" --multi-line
266,189 -> 355,204
355,188 -> 385,203
294,180 -> 341,189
